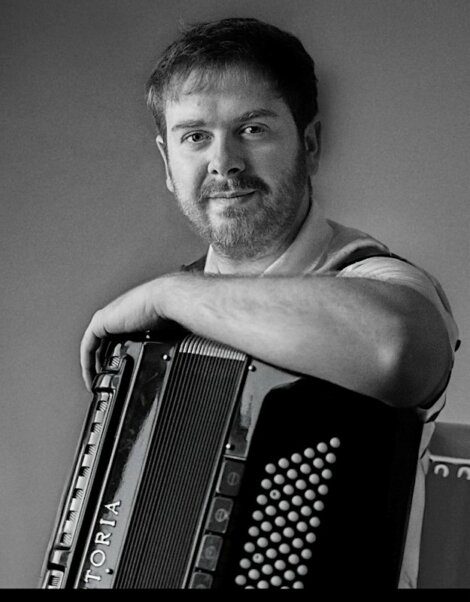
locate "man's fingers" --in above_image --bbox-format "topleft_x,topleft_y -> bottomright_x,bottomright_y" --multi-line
97,338 -> 107,372
80,311 -> 107,392
80,330 -> 100,391
79,282 -> 164,391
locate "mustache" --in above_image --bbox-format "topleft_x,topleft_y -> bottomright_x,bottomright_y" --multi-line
199,175 -> 270,201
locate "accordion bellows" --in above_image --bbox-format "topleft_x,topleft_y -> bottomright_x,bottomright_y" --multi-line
40,327 -> 422,589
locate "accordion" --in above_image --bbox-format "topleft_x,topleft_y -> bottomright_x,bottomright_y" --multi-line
40,326 -> 422,589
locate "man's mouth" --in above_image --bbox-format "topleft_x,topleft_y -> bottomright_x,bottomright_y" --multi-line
208,190 -> 256,200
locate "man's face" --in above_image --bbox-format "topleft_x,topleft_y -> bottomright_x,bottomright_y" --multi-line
157,66 -> 316,260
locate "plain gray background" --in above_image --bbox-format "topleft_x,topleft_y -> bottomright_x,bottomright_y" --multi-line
1,0 -> 469,588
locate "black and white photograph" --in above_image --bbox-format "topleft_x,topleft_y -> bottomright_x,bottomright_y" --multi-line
1,0 -> 468,589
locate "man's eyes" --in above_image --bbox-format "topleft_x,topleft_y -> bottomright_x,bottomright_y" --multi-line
182,132 -> 210,144
240,125 -> 266,136
181,125 -> 267,145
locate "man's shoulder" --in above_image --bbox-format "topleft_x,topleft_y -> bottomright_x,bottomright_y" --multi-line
327,219 -> 460,354
315,219 -> 393,272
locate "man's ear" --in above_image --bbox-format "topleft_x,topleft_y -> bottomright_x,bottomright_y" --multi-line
156,135 -> 175,194
303,120 -> 321,175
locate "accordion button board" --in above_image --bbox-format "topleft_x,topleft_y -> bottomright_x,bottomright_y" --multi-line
40,329 -> 423,589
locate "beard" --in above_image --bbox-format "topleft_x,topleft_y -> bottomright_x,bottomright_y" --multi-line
170,146 -> 310,261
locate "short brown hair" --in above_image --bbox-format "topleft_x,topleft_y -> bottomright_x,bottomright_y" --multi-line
146,17 -> 318,140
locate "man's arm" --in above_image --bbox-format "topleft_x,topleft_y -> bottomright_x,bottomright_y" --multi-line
80,272 -> 453,407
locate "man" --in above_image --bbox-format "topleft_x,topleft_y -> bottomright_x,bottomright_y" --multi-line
80,18 -> 459,588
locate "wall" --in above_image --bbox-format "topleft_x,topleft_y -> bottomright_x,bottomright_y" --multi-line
1,0 -> 468,588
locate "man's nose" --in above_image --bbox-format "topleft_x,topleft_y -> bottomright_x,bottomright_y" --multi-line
207,136 -> 245,177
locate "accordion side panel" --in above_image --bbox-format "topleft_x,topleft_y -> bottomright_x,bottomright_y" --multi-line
72,339 -> 177,588
40,338 -> 151,588
208,377 -> 422,589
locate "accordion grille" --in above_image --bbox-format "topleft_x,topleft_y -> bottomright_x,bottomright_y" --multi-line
114,338 -> 246,588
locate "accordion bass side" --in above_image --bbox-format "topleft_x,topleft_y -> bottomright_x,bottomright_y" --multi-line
40,328 -> 422,589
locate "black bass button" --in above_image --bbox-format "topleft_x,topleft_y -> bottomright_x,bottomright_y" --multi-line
217,460 -> 244,496
196,534 -> 223,572
189,572 -> 213,589
207,496 -> 233,533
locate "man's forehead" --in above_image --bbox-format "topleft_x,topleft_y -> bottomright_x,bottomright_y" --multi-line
165,65 -> 282,108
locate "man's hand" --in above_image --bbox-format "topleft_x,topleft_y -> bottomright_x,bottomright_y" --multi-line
80,278 -> 167,391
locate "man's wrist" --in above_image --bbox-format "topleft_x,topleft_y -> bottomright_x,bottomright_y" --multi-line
150,271 -> 188,322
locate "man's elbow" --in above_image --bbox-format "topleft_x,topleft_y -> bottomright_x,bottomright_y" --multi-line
377,311 -> 453,409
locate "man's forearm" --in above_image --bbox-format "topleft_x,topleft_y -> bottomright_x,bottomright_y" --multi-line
155,272 -> 452,407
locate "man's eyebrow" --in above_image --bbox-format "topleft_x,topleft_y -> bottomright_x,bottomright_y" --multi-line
171,109 -> 280,132
236,109 -> 279,122
171,119 -> 206,132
